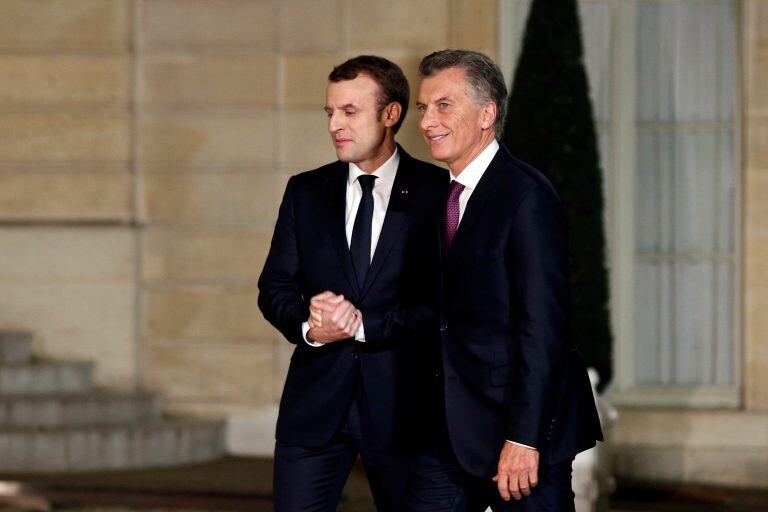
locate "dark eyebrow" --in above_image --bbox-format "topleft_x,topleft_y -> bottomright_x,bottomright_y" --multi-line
325,103 -> 360,111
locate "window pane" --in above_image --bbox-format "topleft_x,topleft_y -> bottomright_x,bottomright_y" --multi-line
634,260 -> 660,384
673,261 -> 715,385
637,0 -> 737,123
714,261 -> 734,385
671,129 -> 733,254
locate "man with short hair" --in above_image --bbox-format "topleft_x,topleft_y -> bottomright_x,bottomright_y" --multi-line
408,49 -> 602,511
258,55 -> 446,512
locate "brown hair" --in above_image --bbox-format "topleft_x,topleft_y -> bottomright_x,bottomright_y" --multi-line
329,55 -> 410,134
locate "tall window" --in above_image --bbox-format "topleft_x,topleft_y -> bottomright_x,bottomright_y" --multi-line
499,0 -> 740,406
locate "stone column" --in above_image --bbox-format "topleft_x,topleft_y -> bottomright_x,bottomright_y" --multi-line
744,0 -> 768,410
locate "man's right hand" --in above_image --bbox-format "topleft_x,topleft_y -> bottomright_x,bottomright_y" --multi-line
306,291 -> 361,344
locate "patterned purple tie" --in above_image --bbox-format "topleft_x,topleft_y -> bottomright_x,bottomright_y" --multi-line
444,180 -> 465,252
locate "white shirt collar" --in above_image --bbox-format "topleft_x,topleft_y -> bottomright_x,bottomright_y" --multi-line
348,147 -> 400,186
450,139 -> 499,190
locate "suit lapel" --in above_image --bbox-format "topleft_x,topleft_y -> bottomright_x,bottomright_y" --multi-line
326,162 -> 358,296
358,149 -> 413,299
444,150 -> 504,286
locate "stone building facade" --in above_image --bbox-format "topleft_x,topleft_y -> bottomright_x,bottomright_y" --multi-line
0,0 -> 765,490
0,0 -> 495,453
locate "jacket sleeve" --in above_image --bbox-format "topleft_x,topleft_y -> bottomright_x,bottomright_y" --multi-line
359,300 -> 438,349
360,203 -> 442,350
257,177 -> 307,345
505,186 -> 571,448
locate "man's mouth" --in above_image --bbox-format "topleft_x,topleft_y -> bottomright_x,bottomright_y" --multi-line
334,138 -> 352,146
427,134 -> 448,143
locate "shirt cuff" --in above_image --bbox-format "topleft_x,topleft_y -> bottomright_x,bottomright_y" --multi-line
355,314 -> 365,342
302,321 -> 324,347
506,440 -> 537,451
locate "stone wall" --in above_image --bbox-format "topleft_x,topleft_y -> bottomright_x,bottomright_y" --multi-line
0,0 -> 496,422
0,1 -> 135,390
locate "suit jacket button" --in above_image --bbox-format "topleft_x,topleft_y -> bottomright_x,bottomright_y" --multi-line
440,323 -> 448,333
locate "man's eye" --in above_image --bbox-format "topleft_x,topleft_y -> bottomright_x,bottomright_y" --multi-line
416,105 -> 426,112
345,111 -> 355,116
439,102 -> 449,109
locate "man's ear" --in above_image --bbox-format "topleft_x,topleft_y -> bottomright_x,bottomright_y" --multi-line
383,102 -> 402,128
481,102 -> 497,131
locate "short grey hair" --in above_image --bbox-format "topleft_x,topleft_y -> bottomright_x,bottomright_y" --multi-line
419,49 -> 507,138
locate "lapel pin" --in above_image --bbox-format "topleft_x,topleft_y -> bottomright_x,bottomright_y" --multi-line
401,188 -> 409,195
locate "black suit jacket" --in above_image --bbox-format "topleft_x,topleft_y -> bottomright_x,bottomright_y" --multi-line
438,144 -> 603,477
258,146 -> 447,451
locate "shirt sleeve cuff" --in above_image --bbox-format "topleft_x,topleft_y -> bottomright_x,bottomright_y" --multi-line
355,314 -> 365,342
506,440 -> 537,451
302,321 -> 324,347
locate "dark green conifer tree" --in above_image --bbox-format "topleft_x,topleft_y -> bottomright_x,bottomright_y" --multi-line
503,0 -> 612,390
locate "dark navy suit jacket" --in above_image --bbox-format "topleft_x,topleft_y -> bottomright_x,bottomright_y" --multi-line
438,143 -> 603,477
258,147 -> 447,451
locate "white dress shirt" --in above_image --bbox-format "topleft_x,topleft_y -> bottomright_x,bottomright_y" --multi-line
302,148 -> 400,346
449,139 -> 536,451
449,139 -> 499,221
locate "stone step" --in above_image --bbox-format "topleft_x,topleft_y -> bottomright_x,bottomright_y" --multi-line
0,331 -> 33,365
0,361 -> 94,395
0,420 -> 225,472
0,392 -> 162,428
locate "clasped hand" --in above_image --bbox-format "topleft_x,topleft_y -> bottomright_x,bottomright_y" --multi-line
306,291 -> 361,344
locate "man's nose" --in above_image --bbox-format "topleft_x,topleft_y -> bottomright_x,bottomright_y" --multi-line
419,107 -> 436,132
328,111 -> 343,133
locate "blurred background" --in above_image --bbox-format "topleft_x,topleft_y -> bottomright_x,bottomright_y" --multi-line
0,0 -> 765,510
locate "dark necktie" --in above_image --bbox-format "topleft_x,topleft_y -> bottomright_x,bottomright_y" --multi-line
350,174 -> 377,289
444,180 -> 465,252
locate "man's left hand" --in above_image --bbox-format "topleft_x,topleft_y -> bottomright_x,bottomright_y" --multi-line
492,442 -> 539,501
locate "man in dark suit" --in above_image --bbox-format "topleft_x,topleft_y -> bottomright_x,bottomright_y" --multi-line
258,55 -> 446,512
407,50 -> 603,511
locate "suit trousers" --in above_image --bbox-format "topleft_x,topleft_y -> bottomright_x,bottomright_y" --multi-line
406,384 -> 575,512
273,371 -> 410,512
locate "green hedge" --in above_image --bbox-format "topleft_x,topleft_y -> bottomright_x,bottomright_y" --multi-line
502,0 -> 613,390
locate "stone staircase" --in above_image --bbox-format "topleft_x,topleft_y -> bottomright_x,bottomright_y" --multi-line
0,331 -> 226,472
